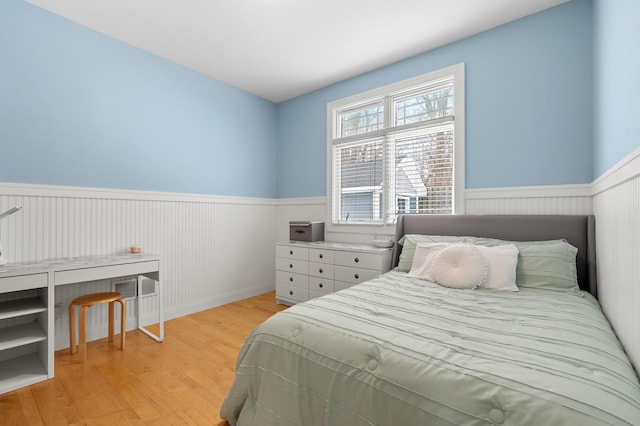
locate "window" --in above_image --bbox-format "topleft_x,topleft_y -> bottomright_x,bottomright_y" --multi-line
327,63 -> 465,227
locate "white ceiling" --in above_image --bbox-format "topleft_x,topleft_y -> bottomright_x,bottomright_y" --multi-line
26,0 -> 569,103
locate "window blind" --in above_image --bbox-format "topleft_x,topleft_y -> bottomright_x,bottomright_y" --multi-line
333,138 -> 384,223
329,64 -> 463,226
390,128 -> 454,217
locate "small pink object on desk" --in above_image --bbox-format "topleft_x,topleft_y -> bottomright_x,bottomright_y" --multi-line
130,245 -> 142,254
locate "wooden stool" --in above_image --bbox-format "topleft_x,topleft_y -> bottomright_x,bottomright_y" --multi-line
69,292 -> 126,362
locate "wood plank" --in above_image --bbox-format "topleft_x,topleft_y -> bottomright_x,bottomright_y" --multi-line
0,291 -> 284,425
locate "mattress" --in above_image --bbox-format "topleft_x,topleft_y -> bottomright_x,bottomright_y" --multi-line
220,271 -> 640,425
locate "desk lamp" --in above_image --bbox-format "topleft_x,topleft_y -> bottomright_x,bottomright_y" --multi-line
0,207 -> 22,265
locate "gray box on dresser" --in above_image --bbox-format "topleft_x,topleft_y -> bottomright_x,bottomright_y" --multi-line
289,221 -> 325,242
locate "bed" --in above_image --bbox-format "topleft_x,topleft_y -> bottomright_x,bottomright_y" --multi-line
220,215 -> 640,425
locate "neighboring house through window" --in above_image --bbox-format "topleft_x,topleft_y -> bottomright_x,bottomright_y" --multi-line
327,63 -> 465,229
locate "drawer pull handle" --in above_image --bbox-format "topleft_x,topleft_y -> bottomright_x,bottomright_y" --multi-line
319,268 -> 323,273
355,273 -> 360,279
354,257 -> 359,263
290,250 -> 293,255
289,277 -> 293,282
319,283 -> 323,288
319,254 -> 323,259
289,290 -> 293,295
289,264 -> 293,269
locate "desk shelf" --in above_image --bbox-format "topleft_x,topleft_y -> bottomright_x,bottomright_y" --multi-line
0,322 -> 47,351
0,285 -> 50,395
0,298 -> 47,320
0,353 -> 47,394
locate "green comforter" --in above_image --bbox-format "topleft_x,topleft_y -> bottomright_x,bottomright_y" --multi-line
221,271 -> 640,425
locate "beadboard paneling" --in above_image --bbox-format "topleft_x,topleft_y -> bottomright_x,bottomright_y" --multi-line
465,197 -> 593,214
276,187 -> 593,246
276,197 -> 327,242
593,171 -> 640,372
0,183 -> 606,353
0,184 -> 277,350
465,185 -> 593,215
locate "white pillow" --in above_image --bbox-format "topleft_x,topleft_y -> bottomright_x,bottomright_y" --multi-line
427,244 -> 488,289
407,243 -> 452,278
408,242 -> 519,291
475,244 -> 519,292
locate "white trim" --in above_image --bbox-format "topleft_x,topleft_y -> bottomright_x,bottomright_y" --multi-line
276,196 -> 326,206
453,64 -> 466,215
0,182 -> 276,205
592,146 -> 640,195
327,63 -> 465,112
326,63 -> 465,234
465,184 -> 592,199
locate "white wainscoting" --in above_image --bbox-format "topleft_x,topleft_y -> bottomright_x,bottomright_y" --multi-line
592,147 -> 640,372
277,186 -> 593,246
276,197 -> 327,243
465,185 -> 593,215
4,176 -> 635,364
0,183 -> 277,350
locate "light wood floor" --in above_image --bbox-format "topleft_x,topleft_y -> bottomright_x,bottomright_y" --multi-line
0,292 -> 287,425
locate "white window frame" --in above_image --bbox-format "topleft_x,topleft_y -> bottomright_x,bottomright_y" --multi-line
326,63 -> 465,235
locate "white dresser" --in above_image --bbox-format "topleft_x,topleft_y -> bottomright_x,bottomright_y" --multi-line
275,241 -> 393,306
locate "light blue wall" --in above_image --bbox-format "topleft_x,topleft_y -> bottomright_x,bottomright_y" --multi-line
1,0 -> 600,199
277,0 -> 594,198
0,0 -> 278,198
593,0 -> 640,177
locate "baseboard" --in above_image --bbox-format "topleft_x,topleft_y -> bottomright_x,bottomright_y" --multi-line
159,284 -> 276,323
54,285 -> 275,351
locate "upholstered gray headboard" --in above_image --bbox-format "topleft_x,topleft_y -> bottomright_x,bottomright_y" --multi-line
392,215 -> 597,297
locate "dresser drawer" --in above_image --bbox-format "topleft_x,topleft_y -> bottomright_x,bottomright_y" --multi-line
334,251 -> 385,271
334,266 -> 380,285
276,245 -> 309,261
308,276 -> 334,294
308,248 -> 334,264
276,283 -> 308,303
308,290 -> 327,300
276,270 -> 308,289
276,258 -> 308,275
275,241 -> 391,306
335,281 -> 356,292
308,262 -> 334,279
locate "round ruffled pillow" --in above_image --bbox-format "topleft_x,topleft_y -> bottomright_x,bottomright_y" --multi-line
427,243 -> 488,289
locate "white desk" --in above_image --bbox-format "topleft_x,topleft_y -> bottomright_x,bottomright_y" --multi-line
0,253 -> 163,394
